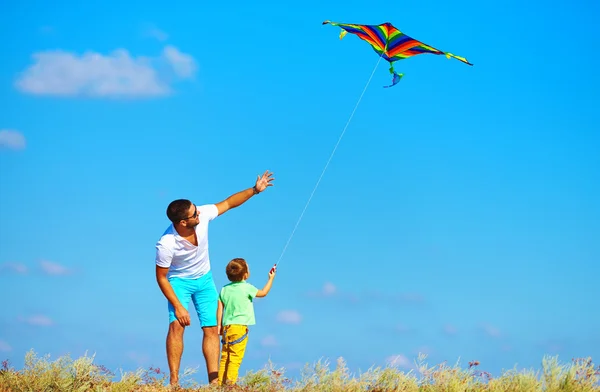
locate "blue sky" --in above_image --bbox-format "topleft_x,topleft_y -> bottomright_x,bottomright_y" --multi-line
1,0 -> 599,385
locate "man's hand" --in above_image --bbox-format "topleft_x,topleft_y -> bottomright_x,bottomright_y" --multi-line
216,170 -> 275,216
156,266 -> 191,327
254,170 -> 275,193
175,306 -> 191,327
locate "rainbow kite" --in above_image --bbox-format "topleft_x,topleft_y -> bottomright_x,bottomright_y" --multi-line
323,20 -> 473,87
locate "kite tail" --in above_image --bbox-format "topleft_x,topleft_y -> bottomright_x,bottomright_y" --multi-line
384,71 -> 403,88
444,52 -> 473,66
384,62 -> 403,88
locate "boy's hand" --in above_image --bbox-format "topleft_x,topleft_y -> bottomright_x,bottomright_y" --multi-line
256,266 -> 277,298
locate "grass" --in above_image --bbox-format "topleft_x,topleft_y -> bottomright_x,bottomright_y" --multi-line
1,350 -> 599,391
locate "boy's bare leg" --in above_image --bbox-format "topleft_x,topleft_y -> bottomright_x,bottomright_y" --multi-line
167,321 -> 185,385
202,326 -> 220,384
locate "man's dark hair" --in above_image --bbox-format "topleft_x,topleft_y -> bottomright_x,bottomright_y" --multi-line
166,199 -> 192,223
226,258 -> 248,282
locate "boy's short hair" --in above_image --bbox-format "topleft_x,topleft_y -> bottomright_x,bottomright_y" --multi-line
226,258 -> 248,282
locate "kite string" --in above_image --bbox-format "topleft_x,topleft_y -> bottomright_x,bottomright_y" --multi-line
274,54 -> 385,268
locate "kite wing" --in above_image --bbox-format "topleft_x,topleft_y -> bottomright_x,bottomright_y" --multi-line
322,20 -> 472,87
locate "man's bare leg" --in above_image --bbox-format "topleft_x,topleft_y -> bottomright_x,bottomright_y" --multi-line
202,326 -> 220,384
167,321 -> 185,385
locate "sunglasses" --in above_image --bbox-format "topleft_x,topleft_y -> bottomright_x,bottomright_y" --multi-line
182,205 -> 198,220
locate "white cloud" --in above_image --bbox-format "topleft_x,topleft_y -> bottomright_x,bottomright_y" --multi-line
282,362 -> 303,370
162,45 -> 196,78
0,130 -> 26,150
538,339 -> 563,353
276,310 -> 301,324
386,354 -> 411,369
443,324 -> 458,335
40,260 -> 71,276
15,45 -> 196,99
126,351 -> 150,365
323,282 -> 336,295
0,340 -> 12,352
21,315 -> 54,326
306,282 -> 338,298
481,323 -> 501,338
260,335 -> 278,347
146,26 -> 168,42
0,262 -> 28,274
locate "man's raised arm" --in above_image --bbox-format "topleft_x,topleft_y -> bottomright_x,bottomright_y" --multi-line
215,170 -> 274,216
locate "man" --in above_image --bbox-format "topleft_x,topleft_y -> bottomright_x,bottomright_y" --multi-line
155,170 -> 274,386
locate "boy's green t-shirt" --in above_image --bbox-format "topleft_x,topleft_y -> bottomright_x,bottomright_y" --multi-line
219,281 -> 259,326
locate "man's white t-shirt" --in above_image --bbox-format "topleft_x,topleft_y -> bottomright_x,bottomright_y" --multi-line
155,204 -> 219,279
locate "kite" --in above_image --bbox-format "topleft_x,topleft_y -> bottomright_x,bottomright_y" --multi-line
322,20 -> 472,87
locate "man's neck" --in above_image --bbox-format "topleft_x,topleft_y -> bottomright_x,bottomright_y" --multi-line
174,224 -> 194,237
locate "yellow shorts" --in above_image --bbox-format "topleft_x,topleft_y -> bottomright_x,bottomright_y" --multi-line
218,324 -> 249,385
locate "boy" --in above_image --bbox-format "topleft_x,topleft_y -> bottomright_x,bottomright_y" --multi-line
217,258 -> 276,385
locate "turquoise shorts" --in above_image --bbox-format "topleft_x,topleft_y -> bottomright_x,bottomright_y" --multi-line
168,271 -> 218,327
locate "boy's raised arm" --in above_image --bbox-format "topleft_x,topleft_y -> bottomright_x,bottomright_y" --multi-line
256,268 -> 276,298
